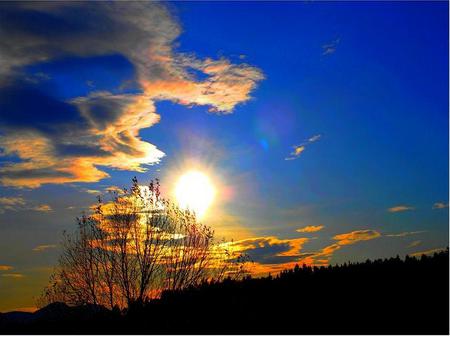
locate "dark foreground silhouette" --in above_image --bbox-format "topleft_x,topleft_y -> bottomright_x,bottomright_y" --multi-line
1,249 -> 448,334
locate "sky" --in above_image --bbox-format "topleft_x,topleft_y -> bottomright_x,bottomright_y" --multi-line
0,1 -> 448,312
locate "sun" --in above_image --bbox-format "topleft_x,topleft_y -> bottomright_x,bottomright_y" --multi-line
175,170 -> 215,219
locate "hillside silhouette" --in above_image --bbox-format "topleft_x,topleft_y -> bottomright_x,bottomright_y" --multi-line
1,248 -> 448,334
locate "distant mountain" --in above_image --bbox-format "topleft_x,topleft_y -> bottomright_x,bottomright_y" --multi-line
0,302 -> 113,333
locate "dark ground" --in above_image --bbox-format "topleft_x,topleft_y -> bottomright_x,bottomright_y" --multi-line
1,249 -> 448,334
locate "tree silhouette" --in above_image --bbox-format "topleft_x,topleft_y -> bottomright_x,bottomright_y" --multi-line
39,178 -> 244,309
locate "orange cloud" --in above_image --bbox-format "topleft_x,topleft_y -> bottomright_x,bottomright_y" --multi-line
285,134 -> 321,160
411,248 -> 446,257
227,236 -> 309,257
388,205 -> 415,213
32,244 -> 57,252
2,273 -> 24,278
296,225 -> 324,233
333,230 -> 381,245
298,230 -> 381,267
32,204 -> 52,212
0,265 -> 13,271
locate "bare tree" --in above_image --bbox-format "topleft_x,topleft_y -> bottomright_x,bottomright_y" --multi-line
39,178 -> 245,310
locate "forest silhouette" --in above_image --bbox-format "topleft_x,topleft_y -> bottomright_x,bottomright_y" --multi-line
1,249 -> 448,334
1,179 -> 448,334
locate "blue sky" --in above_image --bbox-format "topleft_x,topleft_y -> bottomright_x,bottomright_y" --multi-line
0,1 -> 448,312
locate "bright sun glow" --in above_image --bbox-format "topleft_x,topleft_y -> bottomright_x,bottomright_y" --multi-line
175,170 -> 215,219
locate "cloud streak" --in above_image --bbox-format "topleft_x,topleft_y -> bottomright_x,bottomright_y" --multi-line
432,202 -> 449,209
285,134 -> 321,161
388,205 -> 415,213
322,38 -> 340,56
296,225 -> 324,233
0,196 -> 51,213
385,231 -> 426,237
32,244 -> 57,252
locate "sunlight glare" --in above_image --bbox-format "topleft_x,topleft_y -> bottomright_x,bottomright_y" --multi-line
175,170 -> 215,219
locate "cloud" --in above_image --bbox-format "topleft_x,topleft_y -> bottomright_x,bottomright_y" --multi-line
226,236 -> 309,265
333,230 -> 381,245
385,231 -> 426,237
224,228 -> 382,274
410,248 -> 446,257
432,202 -> 449,209
32,244 -> 57,252
296,225 -> 324,233
32,204 -> 52,212
387,205 -> 415,213
408,240 -> 421,248
0,196 -> 52,213
83,189 -> 102,195
0,197 -> 26,206
285,134 -> 321,161
0,197 -> 26,213
322,38 -> 340,56
0,2 -> 264,188
298,229 -> 381,266
0,265 -> 13,271
2,273 -> 24,278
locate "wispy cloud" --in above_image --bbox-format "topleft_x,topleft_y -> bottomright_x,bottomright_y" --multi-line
233,228 -> 381,274
83,189 -> 102,195
32,244 -> 57,252
0,197 -> 26,213
388,205 -> 415,213
2,273 -> 24,278
408,240 -> 421,248
228,236 -> 310,263
333,230 -> 381,245
296,225 -> 324,233
298,229 -> 381,266
0,197 -> 51,213
0,265 -> 13,271
0,2 -> 264,188
385,231 -> 426,237
411,248 -> 446,257
322,38 -> 340,56
432,202 -> 449,209
285,134 -> 321,161
32,204 -> 52,212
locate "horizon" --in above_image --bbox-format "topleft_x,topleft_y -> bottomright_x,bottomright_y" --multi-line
0,1 -> 448,313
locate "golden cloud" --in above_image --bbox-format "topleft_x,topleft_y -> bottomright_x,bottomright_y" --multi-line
0,265 -> 13,271
388,205 -> 415,213
411,248 -> 446,257
2,273 -> 24,278
333,230 -> 381,245
296,225 -> 324,233
32,244 -> 57,252
32,204 -> 52,212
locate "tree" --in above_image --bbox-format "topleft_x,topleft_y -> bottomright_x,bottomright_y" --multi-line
39,178 -> 243,310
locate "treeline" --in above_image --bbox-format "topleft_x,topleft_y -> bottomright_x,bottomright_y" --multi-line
2,249 -> 448,334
